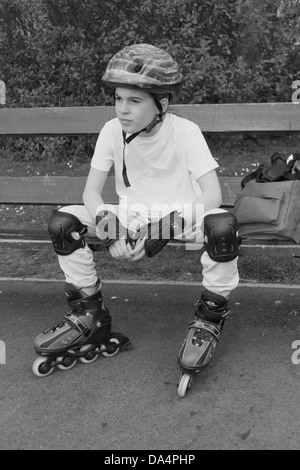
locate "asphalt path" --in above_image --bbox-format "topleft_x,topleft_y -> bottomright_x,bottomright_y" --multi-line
0,279 -> 299,450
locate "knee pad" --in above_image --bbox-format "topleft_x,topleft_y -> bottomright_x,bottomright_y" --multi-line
48,209 -> 87,256
204,211 -> 239,262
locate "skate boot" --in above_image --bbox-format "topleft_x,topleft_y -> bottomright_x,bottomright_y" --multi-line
32,280 -> 131,377
177,290 -> 230,397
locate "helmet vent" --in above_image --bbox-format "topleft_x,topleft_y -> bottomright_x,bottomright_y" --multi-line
133,61 -> 143,73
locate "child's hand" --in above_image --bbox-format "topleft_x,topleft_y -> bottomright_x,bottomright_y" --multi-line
108,237 -> 135,260
128,237 -> 146,261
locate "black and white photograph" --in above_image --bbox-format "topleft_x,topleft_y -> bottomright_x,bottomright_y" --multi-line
0,0 -> 299,452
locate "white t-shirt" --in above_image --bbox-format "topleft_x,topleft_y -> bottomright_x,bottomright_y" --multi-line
91,113 -> 218,219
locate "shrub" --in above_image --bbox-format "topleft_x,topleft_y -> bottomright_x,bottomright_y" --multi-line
0,0 -> 299,163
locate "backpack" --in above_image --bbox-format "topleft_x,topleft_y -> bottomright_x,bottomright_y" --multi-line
232,153 -> 300,243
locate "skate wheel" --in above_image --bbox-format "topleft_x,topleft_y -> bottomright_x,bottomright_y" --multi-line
79,345 -> 99,364
32,357 -> 54,377
57,350 -> 77,370
178,373 -> 192,398
100,338 -> 120,357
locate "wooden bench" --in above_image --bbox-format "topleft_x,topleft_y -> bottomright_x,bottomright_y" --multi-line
1,102 -> 300,257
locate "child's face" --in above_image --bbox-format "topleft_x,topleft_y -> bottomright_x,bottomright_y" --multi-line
115,87 -> 159,135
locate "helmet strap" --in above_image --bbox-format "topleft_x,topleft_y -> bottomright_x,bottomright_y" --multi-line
122,130 -> 140,187
121,95 -> 166,187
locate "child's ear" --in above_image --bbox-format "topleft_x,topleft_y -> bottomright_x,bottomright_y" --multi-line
159,97 -> 169,113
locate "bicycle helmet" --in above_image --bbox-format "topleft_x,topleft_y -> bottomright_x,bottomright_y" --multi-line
102,43 -> 183,97
102,44 -> 183,188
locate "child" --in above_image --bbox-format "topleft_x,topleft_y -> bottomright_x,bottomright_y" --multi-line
32,44 -> 239,390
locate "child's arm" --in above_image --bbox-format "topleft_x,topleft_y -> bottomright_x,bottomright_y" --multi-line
83,167 -> 109,219
183,170 -> 222,228
83,166 -> 140,260
195,170 -> 222,211
130,170 -> 223,257
166,170 -> 222,242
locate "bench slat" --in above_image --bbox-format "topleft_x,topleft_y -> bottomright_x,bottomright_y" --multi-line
0,234 -> 299,257
0,175 -> 242,206
0,175 -> 117,205
1,103 -> 299,136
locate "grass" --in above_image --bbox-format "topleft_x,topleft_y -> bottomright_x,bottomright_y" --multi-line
1,133 -> 300,284
2,245 -> 300,285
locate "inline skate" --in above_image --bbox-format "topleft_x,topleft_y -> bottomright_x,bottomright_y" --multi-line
32,280 -> 131,377
177,290 -> 230,397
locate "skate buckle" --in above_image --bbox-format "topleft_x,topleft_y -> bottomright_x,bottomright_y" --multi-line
65,312 -> 90,337
190,320 -> 221,343
43,317 -> 67,333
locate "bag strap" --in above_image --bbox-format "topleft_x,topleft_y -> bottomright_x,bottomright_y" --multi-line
241,152 -> 300,189
257,153 -> 293,182
241,164 -> 264,188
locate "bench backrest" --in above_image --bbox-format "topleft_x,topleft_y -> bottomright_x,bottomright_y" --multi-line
1,103 -> 299,136
0,102 -> 299,208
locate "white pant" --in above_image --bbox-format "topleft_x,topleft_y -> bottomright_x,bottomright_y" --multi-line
57,205 -> 239,298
